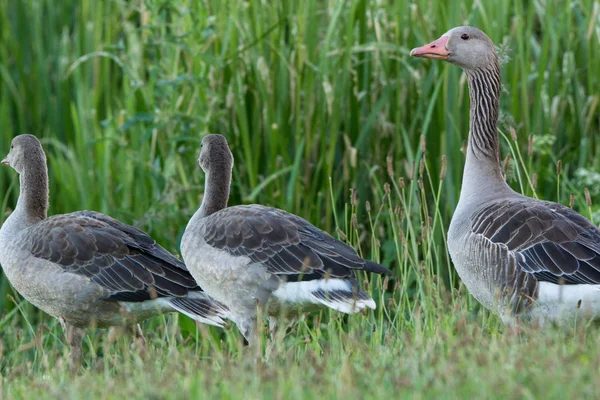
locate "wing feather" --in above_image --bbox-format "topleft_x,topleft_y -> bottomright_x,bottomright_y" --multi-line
24,211 -> 201,302
472,198 -> 600,285
200,205 -> 390,279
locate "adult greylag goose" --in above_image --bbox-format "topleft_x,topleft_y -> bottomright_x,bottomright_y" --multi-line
411,27 -> 600,324
181,134 -> 391,344
0,134 -> 229,366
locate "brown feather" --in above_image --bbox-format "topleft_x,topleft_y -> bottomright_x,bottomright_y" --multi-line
472,198 -> 600,285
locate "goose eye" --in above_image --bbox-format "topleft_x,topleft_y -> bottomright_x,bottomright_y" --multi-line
10,144 -> 14,149
461,33 -> 470,40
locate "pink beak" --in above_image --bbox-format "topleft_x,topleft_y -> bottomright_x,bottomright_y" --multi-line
1,157 -> 8,166
410,36 -> 450,60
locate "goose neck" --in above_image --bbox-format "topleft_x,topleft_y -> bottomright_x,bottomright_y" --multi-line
465,63 -> 502,163
15,157 -> 49,224
460,62 -> 510,200
198,167 -> 231,218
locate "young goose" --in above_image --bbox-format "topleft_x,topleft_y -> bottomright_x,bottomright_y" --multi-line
411,27 -> 600,323
181,134 -> 391,344
0,134 -> 229,366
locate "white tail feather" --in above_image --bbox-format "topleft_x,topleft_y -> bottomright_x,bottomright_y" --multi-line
168,301 -> 227,328
272,278 -> 376,313
536,282 -> 600,320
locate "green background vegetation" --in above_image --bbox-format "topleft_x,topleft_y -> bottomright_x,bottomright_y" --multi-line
0,0 -> 598,398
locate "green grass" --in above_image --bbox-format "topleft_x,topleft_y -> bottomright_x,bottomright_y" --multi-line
0,0 -> 599,398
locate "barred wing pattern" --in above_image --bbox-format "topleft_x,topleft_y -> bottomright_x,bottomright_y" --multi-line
199,205 -> 391,281
23,211 -> 200,302
471,198 -> 600,285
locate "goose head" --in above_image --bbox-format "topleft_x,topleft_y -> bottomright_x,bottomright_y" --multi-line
1,134 -> 46,174
410,26 -> 497,71
198,134 -> 234,174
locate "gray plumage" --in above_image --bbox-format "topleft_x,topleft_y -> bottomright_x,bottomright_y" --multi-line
181,134 -> 390,344
0,134 -> 229,366
412,26 -> 600,323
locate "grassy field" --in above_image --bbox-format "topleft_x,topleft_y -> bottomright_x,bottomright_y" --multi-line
0,0 -> 599,398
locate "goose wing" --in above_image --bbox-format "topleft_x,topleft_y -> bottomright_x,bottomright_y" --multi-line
471,198 -> 600,284
200,205 -> 390,280
24,210 -> 200,301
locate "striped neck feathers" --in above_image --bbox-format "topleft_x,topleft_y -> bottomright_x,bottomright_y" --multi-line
465,61 -> 502,164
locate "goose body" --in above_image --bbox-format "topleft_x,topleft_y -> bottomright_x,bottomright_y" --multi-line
181,134 -> 390,343
449,194 -> 600,322
0,135 -> 229,364
0,209 -> 228,328
412,27 -> 600,323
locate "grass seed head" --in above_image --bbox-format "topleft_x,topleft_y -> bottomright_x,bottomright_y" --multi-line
440,155 -> 447,180
570,193 -> 575,208
510,126 -> 517,141
585,187 -> 592,206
